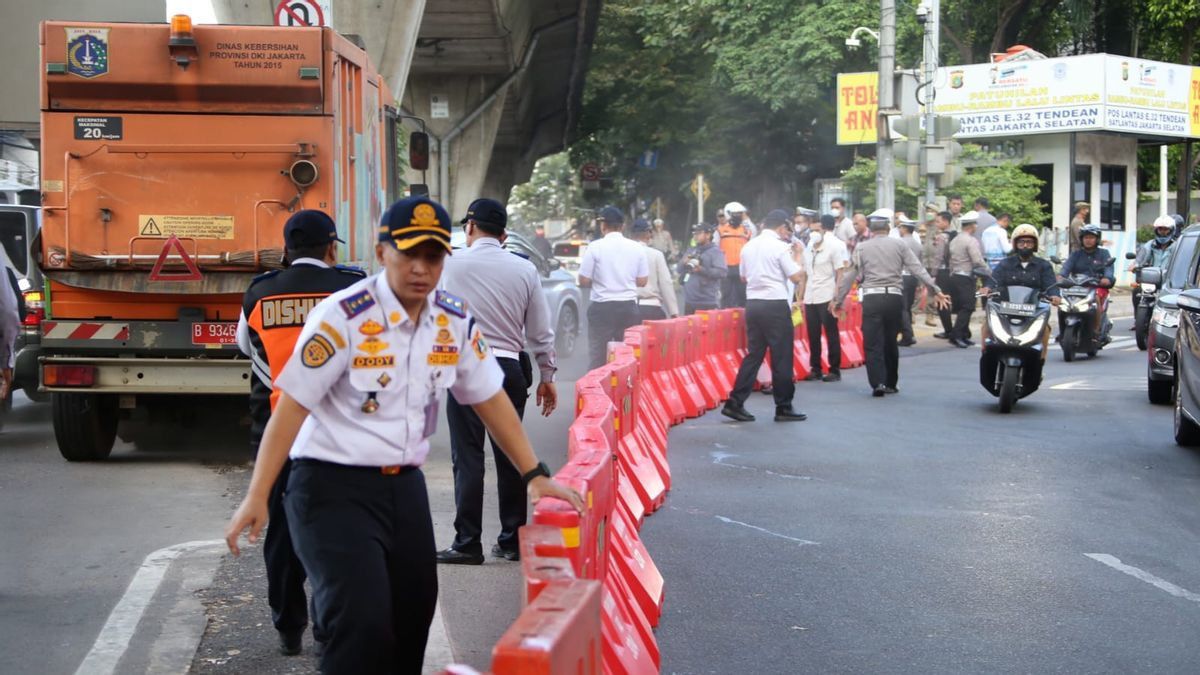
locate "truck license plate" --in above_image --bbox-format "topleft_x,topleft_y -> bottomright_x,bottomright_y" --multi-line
192,322 -> 238,345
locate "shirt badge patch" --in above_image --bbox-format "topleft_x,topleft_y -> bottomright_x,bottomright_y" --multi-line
390,311 -> 402,324
472,332 -> 489,360
340,290 -> 376,319
357,338 -> 389,355
436,313 -> 449,327
302,334 -> 335,368
428,352 -> 460,366
352,355 -> 395,369
377,373 -> 392,387
358,318 -> 385,336
436,328 -> 455,345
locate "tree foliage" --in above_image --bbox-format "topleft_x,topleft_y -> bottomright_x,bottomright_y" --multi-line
507,152 -> 582,227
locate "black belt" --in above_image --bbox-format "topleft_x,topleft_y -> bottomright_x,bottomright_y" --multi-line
294,458 -> 418,476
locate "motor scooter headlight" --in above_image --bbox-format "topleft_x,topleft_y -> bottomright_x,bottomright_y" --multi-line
1071,297 -> 1093,312
988,311 -> 1012,341
1011,315 -> 1047,343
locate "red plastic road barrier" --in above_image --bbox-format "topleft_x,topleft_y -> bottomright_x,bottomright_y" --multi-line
491,579 -> 602,675
519,524 -> 576,604
683,315 -> 722,409
573,389 -> 617,459
532,446 -> 613,581
601,573 -> 660,674
792,338 -> 811,381
609,499 -> 665,628
695,311 -> 734,394
666,317 -> 707,416
607,357 -> 668,509
639,321 -> 687,424
614,458 -> 647,528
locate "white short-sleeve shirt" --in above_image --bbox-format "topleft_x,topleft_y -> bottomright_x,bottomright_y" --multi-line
801,237 -> 849,305
275,273 -> 504,467
739,229 -> 801,301
578,232 -> 649,302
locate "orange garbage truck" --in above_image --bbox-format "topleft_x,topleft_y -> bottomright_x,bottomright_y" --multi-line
36,17 -> 403,460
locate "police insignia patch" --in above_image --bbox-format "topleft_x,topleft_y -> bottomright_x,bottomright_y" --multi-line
358,338 -> 389,355
340,290 -> 376,319
302,334 -> 335,368
471,331 -> 489,360
436,314 -> 449,327
352,355 -> 395,368
435,328 -> 455,345
358,319 -> 385,335
377,373 -> 392,387
434,290 -> 467,317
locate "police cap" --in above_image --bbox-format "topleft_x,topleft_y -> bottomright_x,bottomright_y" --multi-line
378,195 -> 453,252
460,198 -> 508,229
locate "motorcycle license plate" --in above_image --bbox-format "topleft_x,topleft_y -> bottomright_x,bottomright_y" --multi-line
998,302 -> 1037,315
192,322 -> 238,345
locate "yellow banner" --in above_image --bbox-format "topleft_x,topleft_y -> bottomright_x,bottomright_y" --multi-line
138,215 -> 235,240
837,72 -> 879,145
1191,67 -> 1200,138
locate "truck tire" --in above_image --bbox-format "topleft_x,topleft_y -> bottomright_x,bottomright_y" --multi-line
52,393 -> 118,461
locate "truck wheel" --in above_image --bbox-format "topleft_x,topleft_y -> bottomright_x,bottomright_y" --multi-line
556,302 -> 579,358
52,393 -> 118,461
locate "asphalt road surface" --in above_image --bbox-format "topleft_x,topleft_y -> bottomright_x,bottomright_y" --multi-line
644,316 -> 1200,674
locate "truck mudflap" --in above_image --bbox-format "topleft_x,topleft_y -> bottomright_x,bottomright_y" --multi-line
40,356 -> 250,394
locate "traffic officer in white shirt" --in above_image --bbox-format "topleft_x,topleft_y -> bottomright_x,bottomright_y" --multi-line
797,214 -> 849,382
632,218 -> 680,321
437,198 -> 558,566
578,206 -> 648,369
224,195 -> 582,675
721,209 -> 807,423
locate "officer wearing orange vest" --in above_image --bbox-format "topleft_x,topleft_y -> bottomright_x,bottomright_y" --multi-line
236,209 -> 365,656
718,201 -> 752,307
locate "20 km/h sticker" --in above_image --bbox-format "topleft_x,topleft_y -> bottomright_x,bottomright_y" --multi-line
138,215 -> 235,240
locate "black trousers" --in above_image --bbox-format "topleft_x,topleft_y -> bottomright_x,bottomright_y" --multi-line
934,270 -> 954,333
587,300 -> 640,370
265,458 -> 322,640
446,357 -> 529,556
900,275 -> 918,341
804,302 -> 840,374
729,299 -> 795,408
948,275 -> 977,341
720,267 -> 746,308
286,460 -> 437,675
638,305 -> 667,322
685,302 -> 718,315
862,293 -> 903,389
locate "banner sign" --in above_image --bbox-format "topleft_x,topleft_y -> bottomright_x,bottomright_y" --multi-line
836,72 -> 879,145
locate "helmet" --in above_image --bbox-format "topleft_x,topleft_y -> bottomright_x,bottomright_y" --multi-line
724,201 -> 747,215
1153,215 -> 1176,245
1173,214 -> 1185,229
1080,223 -> 1102,241
1010,224 -> 1039,250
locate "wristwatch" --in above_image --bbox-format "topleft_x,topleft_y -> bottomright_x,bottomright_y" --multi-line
522,461 -> 551,485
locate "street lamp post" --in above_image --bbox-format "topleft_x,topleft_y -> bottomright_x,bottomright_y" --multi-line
877,0 -> 896,211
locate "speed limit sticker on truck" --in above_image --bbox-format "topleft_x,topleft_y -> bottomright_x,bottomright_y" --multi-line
74,116 -> 122,140
138,215 -> 235,240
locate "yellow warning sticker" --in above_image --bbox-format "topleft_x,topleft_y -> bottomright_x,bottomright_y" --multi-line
42,180 -> 64,193
138,215 -> 235,240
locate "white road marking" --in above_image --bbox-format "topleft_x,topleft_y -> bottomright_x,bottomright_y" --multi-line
711,451 -> 813,480
714,516 -> 819,546
75,539 -> 224,675
1085,553 -> 1200,603
1049,376 -> 1144,391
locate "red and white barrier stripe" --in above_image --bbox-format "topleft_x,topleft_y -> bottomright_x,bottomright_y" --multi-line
42,321 -> 131,341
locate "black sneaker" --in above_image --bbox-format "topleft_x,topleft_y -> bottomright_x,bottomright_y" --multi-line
822,372 -> 841,382
774,406 -> 807,422
721,402 -> 755,422
872,385 -> 887,397
491,544 -> 520,561
279,630 -> 303,656
897,338 -> 917,346
436,547 -> 484,565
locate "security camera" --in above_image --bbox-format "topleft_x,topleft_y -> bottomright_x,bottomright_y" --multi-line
845,37 -> 860,48
916,1 -> 930,23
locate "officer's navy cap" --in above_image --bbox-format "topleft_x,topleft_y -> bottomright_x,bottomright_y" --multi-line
460,198 -> 508,228
379,195 -> 453,253
692,222 -> 715,233
763,209 -> 790,227
597,206 -> 625,225
284,209 -> 344,248
632,218 -> 653,233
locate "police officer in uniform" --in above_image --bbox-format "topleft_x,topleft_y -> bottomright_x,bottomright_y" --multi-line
720,209 -> 807,423
236,210 -> 364,656
896,216 -> 923,346
834,217 -> 950,397
437,198 -> 558,565
225,195 -> 583,675
579,206 -> 648,369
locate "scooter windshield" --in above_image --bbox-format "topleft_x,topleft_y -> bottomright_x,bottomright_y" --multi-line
1003,286 -> 1037,304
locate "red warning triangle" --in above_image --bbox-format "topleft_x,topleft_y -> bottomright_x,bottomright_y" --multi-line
148,234 -> 202,281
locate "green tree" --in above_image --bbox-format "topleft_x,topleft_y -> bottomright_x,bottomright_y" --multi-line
841,145 -> 1050,227
507,152 -> 582,228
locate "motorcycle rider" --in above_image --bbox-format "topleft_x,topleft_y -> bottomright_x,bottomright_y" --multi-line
1059,223 -> 1114,344
1132,215 -> 1177,312
982,224 -> 1061,306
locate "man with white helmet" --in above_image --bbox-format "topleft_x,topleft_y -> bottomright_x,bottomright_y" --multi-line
1132,215 -> 1177,314
982,224 -> 1060,305
718,202 -> 753,307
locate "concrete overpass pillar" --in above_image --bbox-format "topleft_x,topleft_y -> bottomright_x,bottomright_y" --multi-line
209,0 -> 425,99
403,75 -> 510,217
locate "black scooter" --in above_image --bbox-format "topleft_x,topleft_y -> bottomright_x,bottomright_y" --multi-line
1056,273 -> 1108,362
980,285 -> 1056,413
1126,251 -> 1159,351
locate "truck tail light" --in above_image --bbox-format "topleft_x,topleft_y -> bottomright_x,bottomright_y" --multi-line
44,365 -> 96,387
22,307 -> 45,328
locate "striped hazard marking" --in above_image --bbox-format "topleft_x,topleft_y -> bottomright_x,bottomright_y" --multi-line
42,321 -> 130,341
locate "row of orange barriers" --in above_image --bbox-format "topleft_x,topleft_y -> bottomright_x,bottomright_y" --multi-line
442,299 -> 865,674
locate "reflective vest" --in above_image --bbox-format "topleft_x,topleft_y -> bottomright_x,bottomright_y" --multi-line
717,224 -> 751,266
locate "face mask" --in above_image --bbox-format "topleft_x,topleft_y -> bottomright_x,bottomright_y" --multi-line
730,214 -> 744,225
809,232 -> 823,245
1155,233 -> 1172,246
1017,248 -> 1034,259
831,208 -> 841,216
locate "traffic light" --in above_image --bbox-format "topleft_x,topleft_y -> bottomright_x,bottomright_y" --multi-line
891,115 -> 924,188
931,115 -> 963,187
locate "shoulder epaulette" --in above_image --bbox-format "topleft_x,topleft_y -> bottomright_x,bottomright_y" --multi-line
435,289 -> 468,317
334,264 -> 368,278
339,288 -> 376,319
248,269 -> 282,286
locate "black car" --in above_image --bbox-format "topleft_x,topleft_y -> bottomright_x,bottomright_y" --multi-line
1164,225 -> 1200,443
1145,227 -> 1200,404
0,205 -> 43,402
